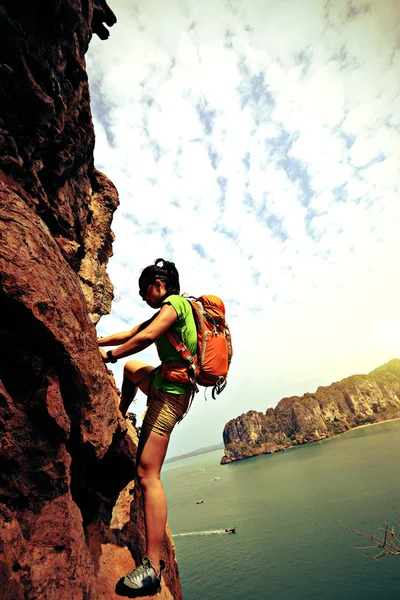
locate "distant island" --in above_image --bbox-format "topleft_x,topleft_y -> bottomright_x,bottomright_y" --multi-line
221,358 -> 400,464
166,442 -> 224,464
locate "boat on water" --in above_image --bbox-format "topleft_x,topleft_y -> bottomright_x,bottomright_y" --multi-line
196,500 -> 204,504
214,477 -> 221,481
225,527 -> 236,534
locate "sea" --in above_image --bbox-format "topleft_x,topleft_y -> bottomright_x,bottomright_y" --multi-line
163,419 -> 400,600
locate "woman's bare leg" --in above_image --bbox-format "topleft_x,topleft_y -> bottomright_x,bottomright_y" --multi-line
136,426 -> 170,571
119,360 -> 154,416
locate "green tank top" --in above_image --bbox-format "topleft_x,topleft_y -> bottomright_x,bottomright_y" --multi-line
152,295 -> 197,394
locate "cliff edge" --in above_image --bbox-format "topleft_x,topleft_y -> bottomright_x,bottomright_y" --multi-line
222,359 -> 400,464
0,3 -> 182,598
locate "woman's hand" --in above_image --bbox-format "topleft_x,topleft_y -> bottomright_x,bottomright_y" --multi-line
99,347 -> 108,362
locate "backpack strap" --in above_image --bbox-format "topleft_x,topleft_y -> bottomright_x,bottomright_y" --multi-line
166,329 -> 193,362
165,329 -> 199,392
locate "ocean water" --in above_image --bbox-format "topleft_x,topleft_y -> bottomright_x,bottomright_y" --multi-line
163,420 -> 400,600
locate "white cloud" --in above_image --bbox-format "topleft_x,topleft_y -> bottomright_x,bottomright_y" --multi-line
89,0 -> 400,457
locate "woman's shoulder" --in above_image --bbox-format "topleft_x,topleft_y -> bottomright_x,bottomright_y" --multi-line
162,295 -> 191,315
162,294 -> 189,306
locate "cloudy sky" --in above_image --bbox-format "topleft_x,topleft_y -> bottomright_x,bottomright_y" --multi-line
87,0 -> 400,458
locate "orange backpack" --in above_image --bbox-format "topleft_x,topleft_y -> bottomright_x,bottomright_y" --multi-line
160,295 -> 233,398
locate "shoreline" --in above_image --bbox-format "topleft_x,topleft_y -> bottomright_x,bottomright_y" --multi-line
344,415 -> 400,433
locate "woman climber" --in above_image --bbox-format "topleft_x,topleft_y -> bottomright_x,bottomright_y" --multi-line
98,258 -> 197,596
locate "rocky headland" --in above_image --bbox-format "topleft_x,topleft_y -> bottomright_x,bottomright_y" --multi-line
221,359 -> 400,464
0,2 -> 182,599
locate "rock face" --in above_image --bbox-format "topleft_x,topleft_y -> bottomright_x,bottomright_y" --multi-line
222,359 -> 400,464
0,0 -> 117,324
0,3 -> 183,599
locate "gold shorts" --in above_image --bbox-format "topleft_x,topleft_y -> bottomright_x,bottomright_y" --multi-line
142,385 -> 192,437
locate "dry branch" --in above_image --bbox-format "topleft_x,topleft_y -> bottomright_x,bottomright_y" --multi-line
339,509 -> 400,560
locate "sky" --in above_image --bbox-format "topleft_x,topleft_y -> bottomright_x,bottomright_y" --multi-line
86,0 -> 400,458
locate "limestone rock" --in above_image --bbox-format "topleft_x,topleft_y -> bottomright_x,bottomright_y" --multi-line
0,0 -> 118,323
78,169 -> 119,324
0,3 -> 183,599
222,359 -> 400,463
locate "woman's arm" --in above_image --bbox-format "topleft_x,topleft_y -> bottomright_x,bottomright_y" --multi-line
106,304 -> 178,361
98,316 -> 155,346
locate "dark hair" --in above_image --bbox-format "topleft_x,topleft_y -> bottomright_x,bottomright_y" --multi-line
138,258 -> 180,299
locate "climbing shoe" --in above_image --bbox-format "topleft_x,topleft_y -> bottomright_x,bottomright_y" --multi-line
115,556 -> 165,597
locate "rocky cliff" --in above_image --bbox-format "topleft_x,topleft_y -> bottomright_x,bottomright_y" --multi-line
222,359 -> 400,464
0,3 -> 182,599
